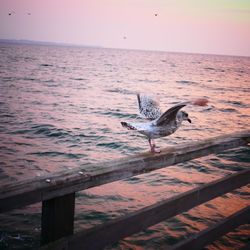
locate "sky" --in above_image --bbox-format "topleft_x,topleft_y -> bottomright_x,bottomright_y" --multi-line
0,0 -> 250,56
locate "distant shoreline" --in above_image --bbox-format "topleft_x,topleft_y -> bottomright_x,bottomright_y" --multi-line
0,39 -> 102,49
0,39 -> 249,58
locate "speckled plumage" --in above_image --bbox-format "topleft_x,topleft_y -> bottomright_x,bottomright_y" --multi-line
122,103 -> 188,139
137,94 -> 162,120
121,95 -> 192,153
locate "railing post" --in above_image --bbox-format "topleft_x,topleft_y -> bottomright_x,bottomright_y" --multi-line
41,192 -> 75,245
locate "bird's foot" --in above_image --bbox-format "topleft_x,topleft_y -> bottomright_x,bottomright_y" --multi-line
149,139 -> 161,153
151,147 -> 161,153
150,145 -> 161,153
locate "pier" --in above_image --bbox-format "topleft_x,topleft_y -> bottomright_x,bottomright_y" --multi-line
0,130 -> 249,249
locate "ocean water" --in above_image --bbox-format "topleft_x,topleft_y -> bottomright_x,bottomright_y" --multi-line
0,43 -> 249,249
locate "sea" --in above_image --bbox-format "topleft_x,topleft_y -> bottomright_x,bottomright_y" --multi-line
0,43 -> 249,250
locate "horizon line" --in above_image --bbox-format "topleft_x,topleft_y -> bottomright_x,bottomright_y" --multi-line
0,38 -> 249,58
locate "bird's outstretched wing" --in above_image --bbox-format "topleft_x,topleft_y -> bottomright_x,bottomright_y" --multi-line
137,94 -> 162,120
156,103 -> 186,126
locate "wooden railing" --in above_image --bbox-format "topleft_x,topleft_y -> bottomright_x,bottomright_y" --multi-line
0,130 -> 249,250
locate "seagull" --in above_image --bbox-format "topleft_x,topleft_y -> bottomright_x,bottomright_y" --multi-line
121,94 -> 208,153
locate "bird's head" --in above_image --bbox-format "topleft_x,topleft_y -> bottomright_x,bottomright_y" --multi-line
180,111 -> 191,123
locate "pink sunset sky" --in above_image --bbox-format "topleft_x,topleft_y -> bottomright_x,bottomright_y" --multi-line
0,0 -> 249,56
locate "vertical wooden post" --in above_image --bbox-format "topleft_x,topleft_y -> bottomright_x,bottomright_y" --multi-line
41,193 -> 75,245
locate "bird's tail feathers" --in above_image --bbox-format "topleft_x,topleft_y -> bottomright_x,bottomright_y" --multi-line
121,122 -> 136,130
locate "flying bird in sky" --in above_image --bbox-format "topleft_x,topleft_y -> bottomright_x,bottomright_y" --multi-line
8,11 -> 15,16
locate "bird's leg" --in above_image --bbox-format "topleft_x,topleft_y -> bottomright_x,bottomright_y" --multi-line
148,139 -> 161,153
152,139 -> 161,153
148,139 -> 153,152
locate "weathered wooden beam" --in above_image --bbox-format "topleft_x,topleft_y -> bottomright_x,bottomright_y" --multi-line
41,193 -> 75,245
0,130 -> 249,213
40,168 -> 250,250
170,205 -> 250,250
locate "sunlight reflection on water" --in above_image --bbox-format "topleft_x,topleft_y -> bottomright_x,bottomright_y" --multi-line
0,44 -> 249,249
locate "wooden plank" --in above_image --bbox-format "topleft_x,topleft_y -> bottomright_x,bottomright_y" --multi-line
0,130 -> 249,213
41,193 -> 75,245
40,169 -> 250,250
170,206 -> 250,250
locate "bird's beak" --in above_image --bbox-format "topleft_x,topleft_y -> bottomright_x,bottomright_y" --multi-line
187,118 -> 192,123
